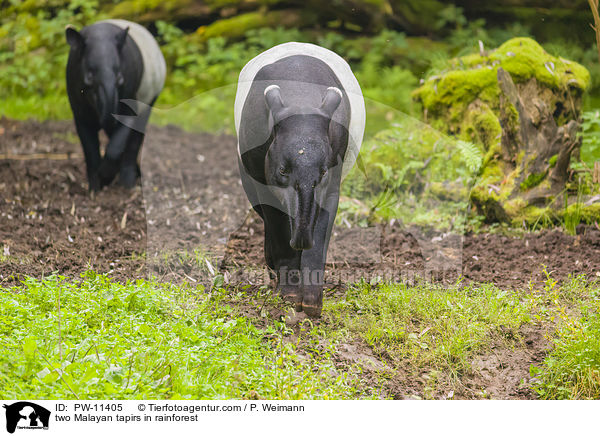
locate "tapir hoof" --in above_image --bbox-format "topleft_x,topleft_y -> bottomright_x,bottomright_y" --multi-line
302,286 -> 323,318
278,285 -> 303,310
119,165 -> 138,189
98,158 -> 119,187
88,174 -> 102,192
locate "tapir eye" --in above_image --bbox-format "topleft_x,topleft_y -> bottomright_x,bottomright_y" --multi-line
321,168 -> 327,178
279,167 -> 288,176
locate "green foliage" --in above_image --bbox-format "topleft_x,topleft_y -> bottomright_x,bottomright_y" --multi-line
0,273 -> 364,399
455,139 -> 483,173
357,66 -> 417,113
340,116 -> 478,228
0,0 -> 105,120
435,5 -> 467,31
580,110 -> 600,167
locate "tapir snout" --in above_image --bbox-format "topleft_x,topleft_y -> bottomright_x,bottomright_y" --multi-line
289,183 -> 319,250
95,81 -> 119,128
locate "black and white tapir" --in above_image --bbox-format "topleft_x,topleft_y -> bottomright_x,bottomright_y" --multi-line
235,42 -> 365,317
66,19 -> 166,191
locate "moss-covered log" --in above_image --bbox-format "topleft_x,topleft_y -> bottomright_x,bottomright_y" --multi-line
413,37 -> 593,225
194,9 -> 317,41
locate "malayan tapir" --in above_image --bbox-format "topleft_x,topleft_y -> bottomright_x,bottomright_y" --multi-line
235,42 -> 365,317
65,19 -> 166,191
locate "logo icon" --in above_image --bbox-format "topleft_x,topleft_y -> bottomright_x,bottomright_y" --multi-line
2,402 -> 50,434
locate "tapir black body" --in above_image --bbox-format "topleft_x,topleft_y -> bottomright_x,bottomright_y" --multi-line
66,20 -> 165,191
236,43 -> 364,317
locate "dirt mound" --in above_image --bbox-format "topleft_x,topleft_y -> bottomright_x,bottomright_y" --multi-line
223,212 -> 600,290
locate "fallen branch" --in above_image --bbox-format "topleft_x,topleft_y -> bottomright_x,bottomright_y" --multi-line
0,152 -> 82,161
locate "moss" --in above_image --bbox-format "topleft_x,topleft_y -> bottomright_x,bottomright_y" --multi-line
520,171 -> 547,191
491,38 -> 590,92
549,154 -> 558,168
413,37 -> 591,226
504,198 -> 527,217
479,159 -> 504,183
415,67 -> 499,123
470,185 -> 509,222
477,160 -> 518,201
413,37 -> 590,127
195,10 -> 309,41
505,203 -> 600,230
461,103 -> 502,164
514,205 -> 558,227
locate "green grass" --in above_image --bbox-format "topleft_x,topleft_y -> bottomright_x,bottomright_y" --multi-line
318,274 -> 600,399
2,271 -> 600,399
531,310 -> 600,399
322,280 -> 531,374
0,272 -> 368,399
529,275 -> 600,399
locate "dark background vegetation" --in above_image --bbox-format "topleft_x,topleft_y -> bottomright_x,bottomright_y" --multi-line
1,0 -> 598,119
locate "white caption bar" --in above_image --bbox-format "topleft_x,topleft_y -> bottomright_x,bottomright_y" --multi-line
0,400 -> 597,436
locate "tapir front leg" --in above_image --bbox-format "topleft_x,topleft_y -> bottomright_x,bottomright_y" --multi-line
74,117 -> 101,192
299,190 -> 340,317
119,98 -> 154,188
119,129 -> 144,188
262,204 -> 303,308
98,123 -> 132,188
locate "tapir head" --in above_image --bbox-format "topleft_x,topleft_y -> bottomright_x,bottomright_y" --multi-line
263,85 -> 342,250
66,25 -> 128,128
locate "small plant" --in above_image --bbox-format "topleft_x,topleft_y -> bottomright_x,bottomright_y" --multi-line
580,110 -> 600,167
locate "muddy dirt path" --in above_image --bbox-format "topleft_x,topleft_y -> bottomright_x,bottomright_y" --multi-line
1,117 -> 599,399
3,118 -> 598,288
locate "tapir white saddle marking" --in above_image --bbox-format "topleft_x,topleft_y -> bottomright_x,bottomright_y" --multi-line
103,19 -> 166,105
235,42 -> 365,180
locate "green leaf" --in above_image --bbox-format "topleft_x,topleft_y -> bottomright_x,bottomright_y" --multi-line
23,337 -> 37,357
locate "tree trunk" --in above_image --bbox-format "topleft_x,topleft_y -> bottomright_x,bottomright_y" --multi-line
496,67 -> 581,209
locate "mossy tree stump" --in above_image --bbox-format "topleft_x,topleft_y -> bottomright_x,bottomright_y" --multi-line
413,37 -> 592,225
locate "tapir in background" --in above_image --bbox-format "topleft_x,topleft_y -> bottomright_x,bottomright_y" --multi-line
66,19 -> 166,191
235,42 -> 365,317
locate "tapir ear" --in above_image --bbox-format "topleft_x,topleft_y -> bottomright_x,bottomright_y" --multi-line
116,27 -> 129,51
264,85 -> 285,116
65,25 -> 84,50
320,87 -> 342,118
